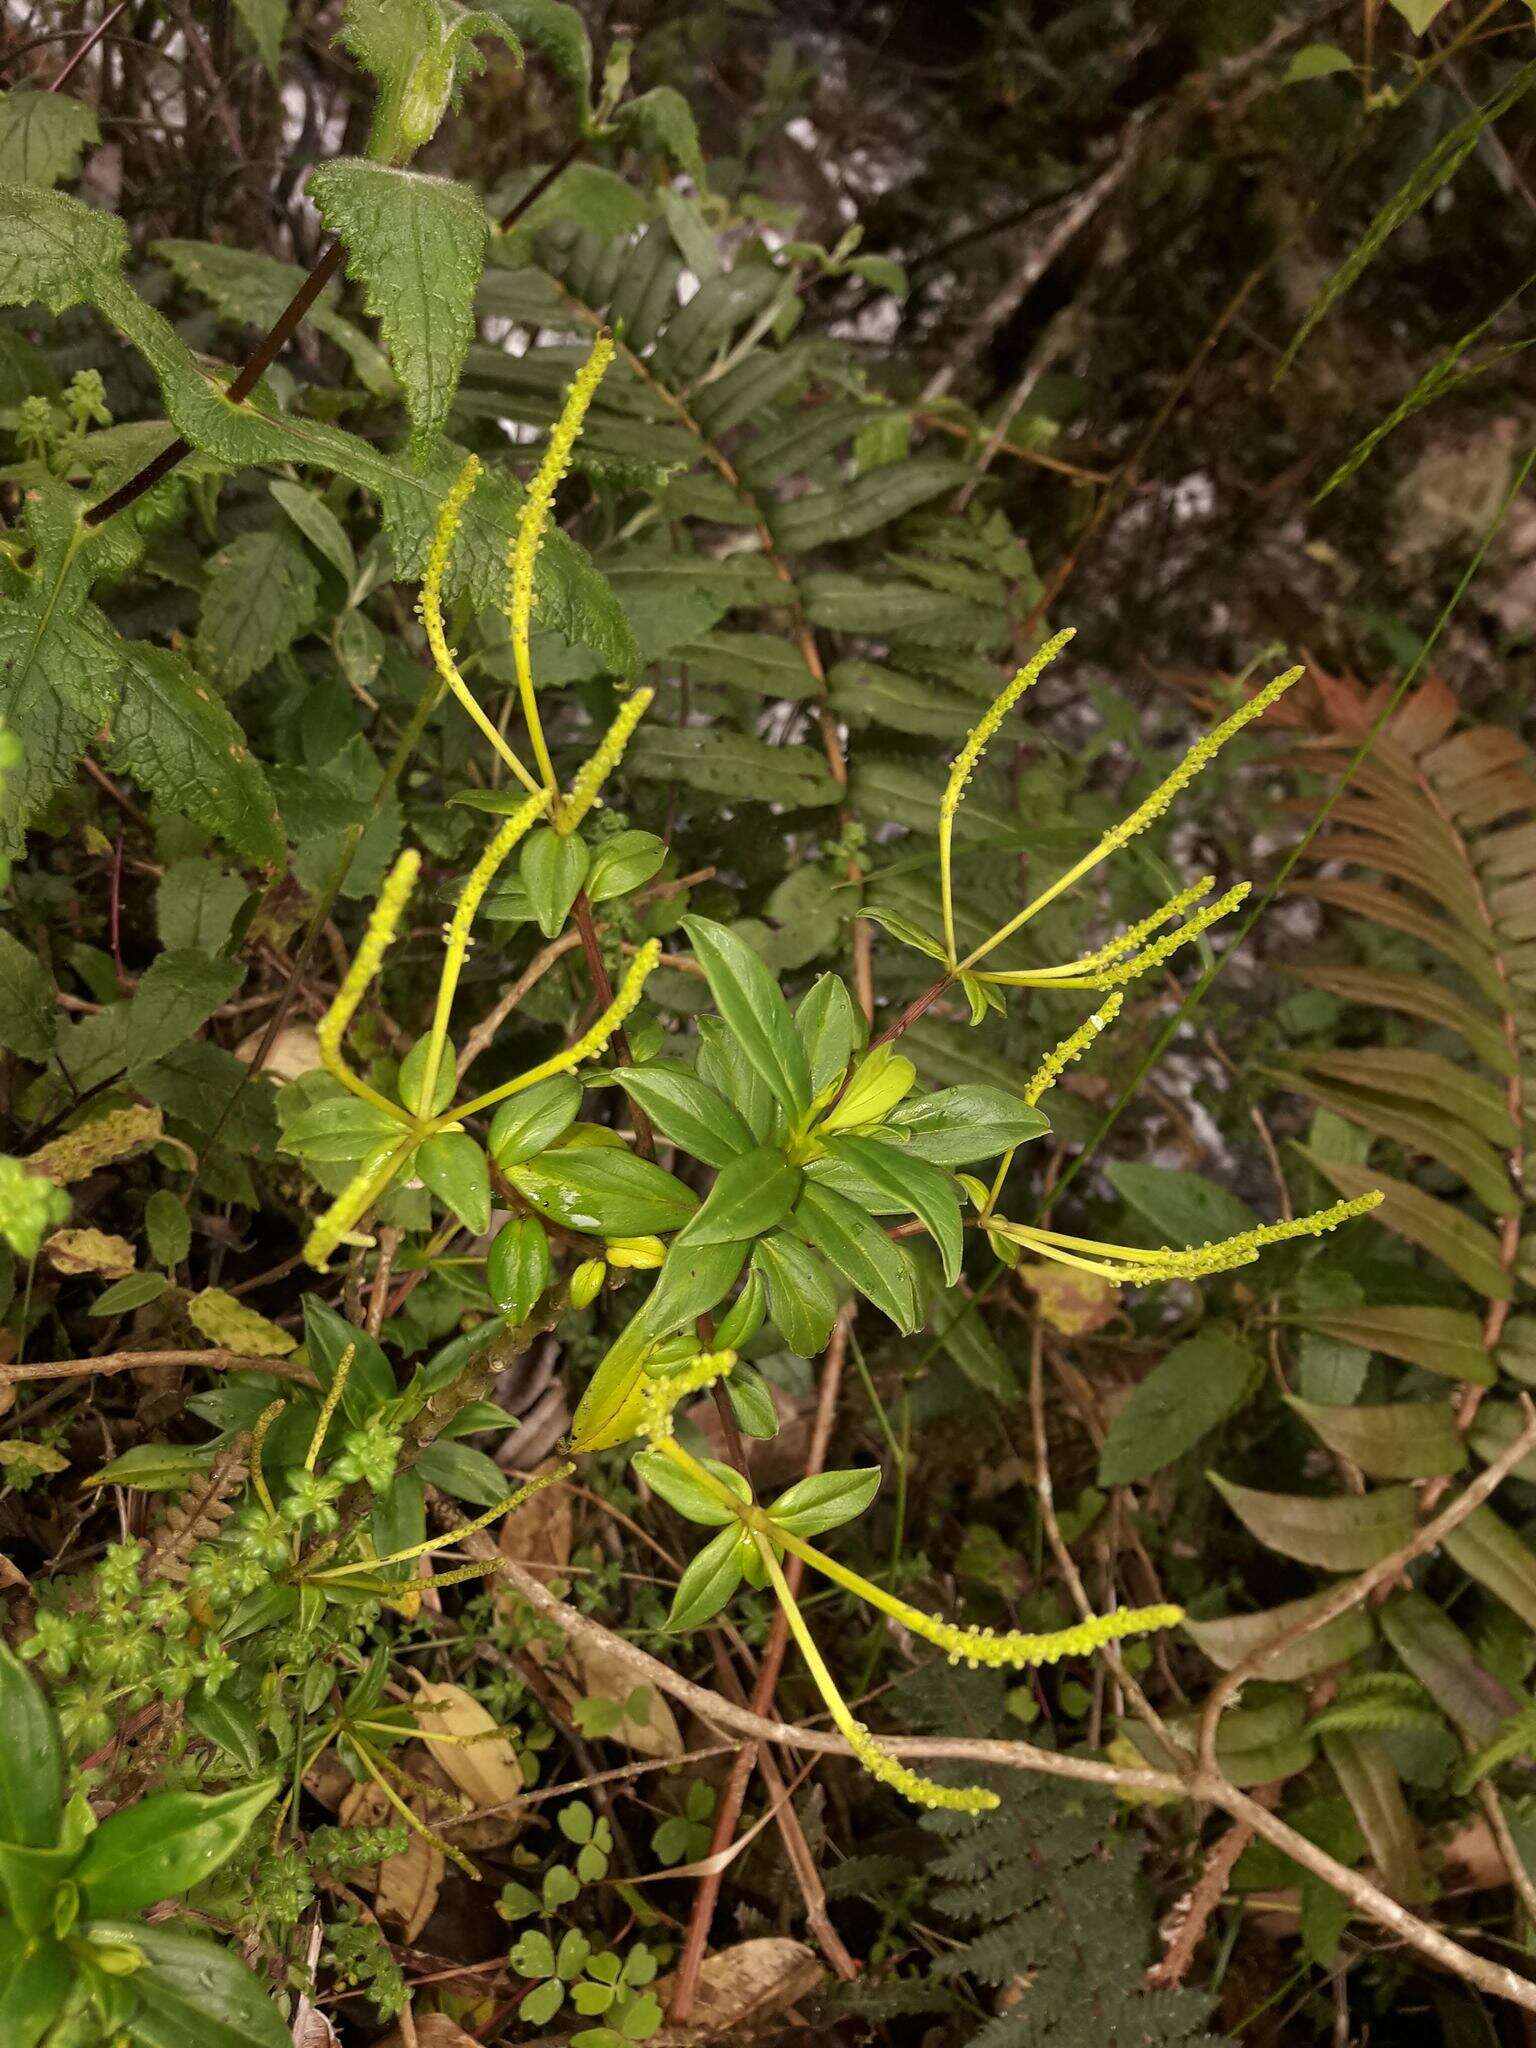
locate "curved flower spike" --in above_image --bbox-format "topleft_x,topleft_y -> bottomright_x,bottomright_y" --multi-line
560,686 -> 656,835
315,849 -> 421,1118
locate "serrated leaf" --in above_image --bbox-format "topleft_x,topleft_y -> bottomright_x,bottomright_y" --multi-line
612,87 -> 705,184
145,1189 -> 192,1268
153,234 -> 392,392
106,639 -> 285,866
310,160 -> 488,461
483,0 -> 591,95
1286,1395 -> 1465,1480
0,178 -> 126,311
1209,1473 -> 1414,1569
125,950 -> 244,1073
90,1270 -> 168,1316
1441,1504 -> 1536,1629
188,1286 -> 296,1357
1183,1591 -> 1375,1681
197,527 -> 319,688
1099,1330 -> 1263,1486
0,597 -> 119,859
1380,1590 -> 1516,1746
0,929 -> 56,1063
628,727 -> 840,807
0,91 -> 98,190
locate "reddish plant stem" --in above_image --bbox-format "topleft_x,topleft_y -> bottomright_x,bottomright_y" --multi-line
570,888 -> 654,1159
48,0 -> 126,91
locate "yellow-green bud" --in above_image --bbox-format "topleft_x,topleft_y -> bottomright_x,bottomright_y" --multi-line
570,1258 -> 606,1308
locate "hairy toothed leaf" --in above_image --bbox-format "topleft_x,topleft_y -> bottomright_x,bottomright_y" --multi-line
196,526 -> 319,689
0,178 -> 127,310
310,159 -> 489,462
107,641 -> 285,866
481,0 -> 591,97
0,91 -> 98,190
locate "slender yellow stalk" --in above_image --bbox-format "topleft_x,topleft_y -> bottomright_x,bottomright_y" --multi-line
353,1735 -> 479,1880
985,876 -> 1217,985
310,1463 -> 574,1578
412,792 -> 551,1118
754,1534 -> 998,1813
315,849 -> 421,1119
305,1344 -> 353,1473
559,687 -> 655,834
454,937 -> 661,1121
938,628 -> 1075,964
418,452 -> 544,798
506,333 -> 616,800
957,666 -> 1302,973
996,1191 -> 1383,1287
303,1132 -> 421,1270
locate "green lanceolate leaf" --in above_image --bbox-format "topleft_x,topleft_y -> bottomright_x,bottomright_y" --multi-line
666,1526 -> 745,1632
641,1237 -> 749,1338
0,1922 -> 71,2048
610,1067 -> 755,1168
1442,1506 -> 1536,1630
280,1091 -> 405,1165
309,159 -> 489,462
1209,1474 -> 1414,1571
886,1085 -> 1050,1166
795,975 -> 866,1097
1286,1395 -> 1465,1481
680,916 -> 811,1121
487,1214 -> 553,1321
76,1780 -> 278,1918
488,1076 -> 583,1167
819,1133 -> 962,1285
586,830 -> 665,903
1183,1591 -> 1375,1682
302,1296 -> 395,1422
520,826 -> 590,938
768,1467 -> 880,1538
792,1182 -> 919,1334
1099,1330 -> 1264,1486
752,1231 -> 841,1357
509,1146 -> 698,1236
416,1439 -> 510,1506
416,1130 -> 492,1234
0,1644 -> 63,1849
673,1146 -> 801,1249
632,1450 -> 748,1526
93,1920 -> 292,2048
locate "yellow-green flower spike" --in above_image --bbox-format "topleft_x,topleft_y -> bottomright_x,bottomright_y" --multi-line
303,1133 -> 418,1270
1080,882 -> 1250,992
938,627 -> 1075,963
455,939 -> 662,1122
506,332 -> 616,795
315,850 -> 421,1116
843,1718 -> 999,1814
412,792 -> 550,1117
559,687 -> 655,834
637,1351 -> 737,1440
752,1531 -> 999,1813
998,1190 -> 1384,1289
418,452 -> 545,800
1023,994 -> 1123,1107
904,1602 -> 1185,1671
305,1344 -> 354,1472
995,876 -> 1216,986
957,666 -> 1301,975
1104,667 -> 1302,853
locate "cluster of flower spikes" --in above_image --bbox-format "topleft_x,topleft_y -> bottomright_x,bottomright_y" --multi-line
303,334 -> 662,1271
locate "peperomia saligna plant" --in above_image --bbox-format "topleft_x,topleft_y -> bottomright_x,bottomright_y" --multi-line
270,337 -> 1383,1815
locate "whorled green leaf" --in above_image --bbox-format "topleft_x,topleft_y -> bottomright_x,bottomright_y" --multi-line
632,1450 -> 747,1526
792,1181 -> 919,1334
487,1076 -> 583,1168
509,1145 -> 697,1237
681,915 -> 810,1122
672,1145 -> 801,1250
666,1525 -> 745,1632
768,1467 -> 880,1539
818,1133 -> 962,1285
752,1230 -> 841,1357
610,1066 -> 755,1169
487,1214 -> 553,1322
416,1130 -> 492,1234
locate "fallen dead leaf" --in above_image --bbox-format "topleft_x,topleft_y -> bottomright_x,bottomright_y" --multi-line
290,2007 -> 341,2047
45,1228 -> 135,1279
412,1681 -> 524,1821
187,1285 -> 297,1357
572,1643 -> 684,1760
1018,1260 -> 1119,1337
376,2017 -> 480,2048
655,1938 -> 823,2039
499,1458 -> 573,1574
27,1104 -> 163,1184
338,1780 -> 442,1944
236,1022 -> 324,1081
